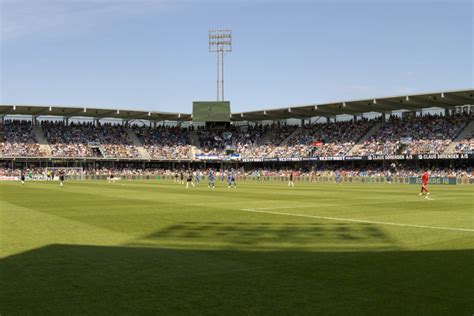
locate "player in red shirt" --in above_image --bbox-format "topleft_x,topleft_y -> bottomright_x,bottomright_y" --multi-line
419,171 -> 430,196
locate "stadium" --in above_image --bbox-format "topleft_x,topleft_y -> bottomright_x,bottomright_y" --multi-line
1,89 -> 473,180
1,1 -> 473,315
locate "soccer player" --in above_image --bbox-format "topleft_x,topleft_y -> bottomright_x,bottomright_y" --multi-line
186,171 -> 195,188
386,170 -> 392,184
335,170 -> 341,185
194,170 -> 200,184
108,170 -> 115,183
227,168 -> 237,189
20,170 -> 25,185
208,168 -> 215,189
288,171 -> 294,187
419,170 -> 430,196
59,170 -> 65,187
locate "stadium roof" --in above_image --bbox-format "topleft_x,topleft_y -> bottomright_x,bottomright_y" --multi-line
0,105 -> 191,121
0,89 -> 472,122
235,89 -> 474,121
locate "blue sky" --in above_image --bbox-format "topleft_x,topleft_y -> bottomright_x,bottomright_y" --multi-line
1,0 -> 472,113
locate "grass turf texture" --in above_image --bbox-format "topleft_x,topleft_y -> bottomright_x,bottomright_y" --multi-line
1,180 -> 473,315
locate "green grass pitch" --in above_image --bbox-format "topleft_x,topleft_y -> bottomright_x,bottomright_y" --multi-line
1,180 -> 473,315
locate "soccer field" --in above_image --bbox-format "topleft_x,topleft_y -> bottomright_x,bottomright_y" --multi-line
1,180 -> 473,315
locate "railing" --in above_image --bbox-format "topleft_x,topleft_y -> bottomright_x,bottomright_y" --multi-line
2,174 -> 472,184
79,174 -> 474,185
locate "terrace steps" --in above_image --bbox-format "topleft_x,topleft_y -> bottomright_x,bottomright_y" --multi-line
126,129 -> 151,160
279,127 -> 302,146
189,130 -> 200,146
257,128 -> 279,146
453,120 -> 474,141
32,125 -> 52,157
347,123 -> 383,155
445,120 -> 474,154
266,127 -> 302,158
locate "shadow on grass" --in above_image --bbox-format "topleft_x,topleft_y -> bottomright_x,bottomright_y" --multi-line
1,244 -> 473,315
131,221 -> 397,251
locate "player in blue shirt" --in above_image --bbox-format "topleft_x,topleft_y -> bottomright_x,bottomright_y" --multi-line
194,171 -> 200,184
208,168 -> 215,189
335,171 -> 341,185
227,168 -> 237,189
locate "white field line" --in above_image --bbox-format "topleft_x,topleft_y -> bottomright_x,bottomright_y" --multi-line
238,208 -> 474,233
244,198 -> 436,211
244,200 -> 401,211
246,205 -> 333,210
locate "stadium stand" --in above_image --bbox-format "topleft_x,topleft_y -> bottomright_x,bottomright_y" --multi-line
1,112 -> 472,160
352,114 -> 471,156
454,131 -> 474,154
132,125 -> 192,160
250,125 -> 299,158
271,120 -> 374,158
42,121 -> 96,158
42,121 -> 140,158
0,120 -> 45,157
448,120 -> 474,154
195,124 -> 272,157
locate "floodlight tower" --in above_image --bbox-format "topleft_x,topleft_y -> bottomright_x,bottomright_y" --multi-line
209,29 -> 232,101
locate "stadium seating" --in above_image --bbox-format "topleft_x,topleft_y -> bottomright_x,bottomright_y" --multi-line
272,120 -> 373,158
195,124 -> 273,157
0,121 -> 45,157
42,121 -> 140,158
1,114 -> 472,159
353,114 -> 471,156
454,131 -> 473,154
132,125 -> 192,160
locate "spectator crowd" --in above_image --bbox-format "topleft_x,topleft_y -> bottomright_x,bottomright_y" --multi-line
0,113 -> 472,159
133,125 -> 192,160
354,114 -> 471,156
42,121 -> 140,158
0,121 -> 45,157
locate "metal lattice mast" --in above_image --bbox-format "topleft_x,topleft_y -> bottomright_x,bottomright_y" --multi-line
209,29 -> 232,101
